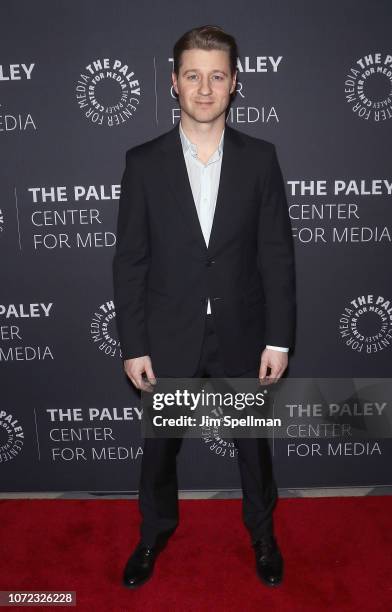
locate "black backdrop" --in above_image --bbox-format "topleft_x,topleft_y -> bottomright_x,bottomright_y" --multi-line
1,0 -> 391,492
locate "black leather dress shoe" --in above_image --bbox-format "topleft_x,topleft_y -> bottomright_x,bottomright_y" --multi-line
122,540 -> 167,589
253,534 -> 283,586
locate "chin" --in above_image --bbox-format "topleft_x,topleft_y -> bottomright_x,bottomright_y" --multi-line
192,109 -> 221,122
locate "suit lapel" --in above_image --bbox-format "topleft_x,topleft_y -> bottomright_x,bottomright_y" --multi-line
159,120 -> 244,256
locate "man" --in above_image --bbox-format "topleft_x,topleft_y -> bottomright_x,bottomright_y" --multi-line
113,25 -> 296,589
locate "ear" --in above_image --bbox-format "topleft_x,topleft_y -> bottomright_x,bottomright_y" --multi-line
171,71 -> 178,95
230,71 -> 237,94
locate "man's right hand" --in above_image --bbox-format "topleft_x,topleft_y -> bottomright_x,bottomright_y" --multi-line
123,355 -> 157,392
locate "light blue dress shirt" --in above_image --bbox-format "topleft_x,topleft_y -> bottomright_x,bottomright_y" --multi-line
179,121 -> 288,353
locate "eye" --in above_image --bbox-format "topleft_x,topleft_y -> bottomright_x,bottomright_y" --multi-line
212,75 -> 224,80
187,74 -> 198,80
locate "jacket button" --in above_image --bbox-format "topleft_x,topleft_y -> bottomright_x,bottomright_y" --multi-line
206,259 -> 215,266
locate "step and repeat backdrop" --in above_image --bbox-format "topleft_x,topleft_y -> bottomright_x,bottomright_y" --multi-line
1,0 -> 391,492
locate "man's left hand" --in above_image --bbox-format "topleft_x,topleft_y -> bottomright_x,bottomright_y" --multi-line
259,347 -> 288,383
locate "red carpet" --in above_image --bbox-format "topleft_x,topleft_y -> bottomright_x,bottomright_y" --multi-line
1,496 -> 391,611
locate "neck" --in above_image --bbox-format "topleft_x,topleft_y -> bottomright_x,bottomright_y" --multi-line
179,114 -> 225,149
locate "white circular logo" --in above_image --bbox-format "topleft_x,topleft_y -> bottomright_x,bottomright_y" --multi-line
75,58 -> 141,126
90,300 -> 121,358
339,294 -> 392,353
0,410 -> 24,463
344,52 -> 392,122
200,405 -> 238,459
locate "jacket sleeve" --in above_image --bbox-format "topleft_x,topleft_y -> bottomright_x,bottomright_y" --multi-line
257,144 -> 296,349
112,148 -> 151,360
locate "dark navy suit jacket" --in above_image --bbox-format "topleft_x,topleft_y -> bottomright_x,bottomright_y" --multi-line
112,121 -> 296,376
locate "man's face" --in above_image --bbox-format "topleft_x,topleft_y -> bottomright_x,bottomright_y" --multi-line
172,48 -> 237,124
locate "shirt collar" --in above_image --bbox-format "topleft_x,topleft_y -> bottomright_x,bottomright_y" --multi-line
179,120 -> 224,159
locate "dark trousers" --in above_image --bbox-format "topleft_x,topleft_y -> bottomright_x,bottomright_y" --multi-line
138,313 -> 278,546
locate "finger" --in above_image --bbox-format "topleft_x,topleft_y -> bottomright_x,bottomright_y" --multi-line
129,375 -> 139,389
124,369 -> 136,387
127,368 -> 143,390
145,363 -> 157,385
260,368 -> 273,386
275,360 -> 288,380
269,364 -> 282,383
259,359 -> 268,380
275,363 -> 288,381
135,373 -> 152,392
141,369 -> 159,393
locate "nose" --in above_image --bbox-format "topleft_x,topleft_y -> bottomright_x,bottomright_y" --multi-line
198,75 -> 213,95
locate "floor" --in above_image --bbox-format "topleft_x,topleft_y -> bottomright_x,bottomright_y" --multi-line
0,486 -> 391,499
